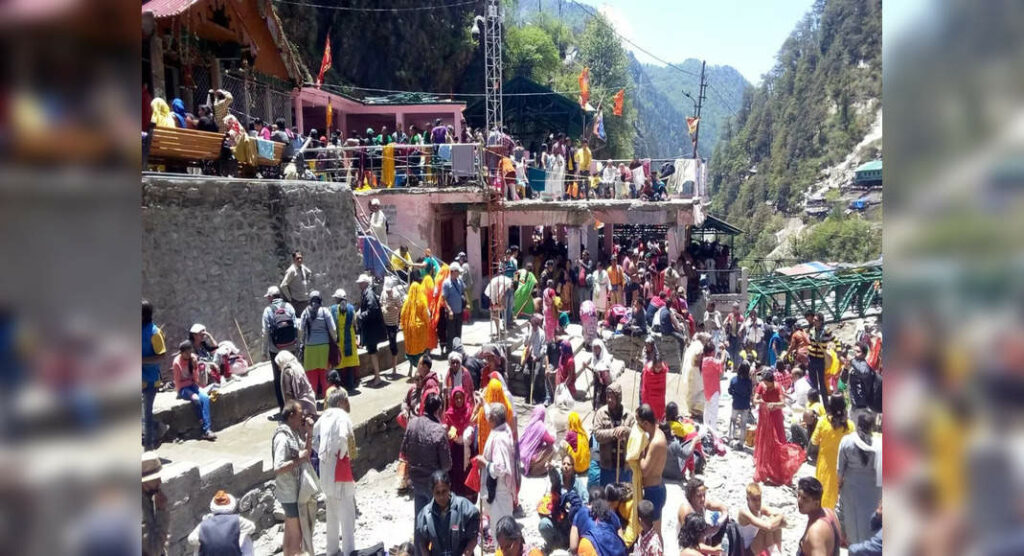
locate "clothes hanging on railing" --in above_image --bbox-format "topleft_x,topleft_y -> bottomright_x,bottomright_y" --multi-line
381,143 -> 396,187
451,144 -> 476,178
527,167 -> 547,192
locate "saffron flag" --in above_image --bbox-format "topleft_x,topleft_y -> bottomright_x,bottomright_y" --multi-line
316,36 -> 332,88
613,89 -> 625,116
326,103 -> 333,130
593,111 -> 606,141
578,67 -> 590,107
686,116 -> 700,136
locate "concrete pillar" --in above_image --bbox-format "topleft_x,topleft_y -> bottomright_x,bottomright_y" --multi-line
667,225 -> 683,262
567,227 -> 582,263
396,113 -> 406,136
211,59 -> 222,90
584,225 -> 599,260
293,96 -> 304,134
264,87 -> 273,125
603,224 -> 613,253
150,33 -> 166,99
453,109 -> 462,138
467,221 -> 483,308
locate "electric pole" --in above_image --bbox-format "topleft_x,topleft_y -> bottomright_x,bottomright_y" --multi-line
692,60 -> 707,159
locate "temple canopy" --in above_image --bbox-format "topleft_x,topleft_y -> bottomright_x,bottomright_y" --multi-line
464,76 -> 587,147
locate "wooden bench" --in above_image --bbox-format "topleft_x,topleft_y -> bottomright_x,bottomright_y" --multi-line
255,141 -> 284,166
148,126 -> 224,167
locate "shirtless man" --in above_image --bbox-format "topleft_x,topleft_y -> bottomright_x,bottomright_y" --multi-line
636,404 -> 668,541
796,476 -> 840,556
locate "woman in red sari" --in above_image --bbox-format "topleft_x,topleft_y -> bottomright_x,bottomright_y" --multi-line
444,386 -> 477,501
556,340 -> 577,399
752,369 -> 805,485
640,346 -> 668,422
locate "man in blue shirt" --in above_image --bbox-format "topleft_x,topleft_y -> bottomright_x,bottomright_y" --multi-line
142,299 -> 167,450
442,263 -> 467,356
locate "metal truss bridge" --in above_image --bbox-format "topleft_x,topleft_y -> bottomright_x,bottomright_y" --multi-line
747,263 -> 882,323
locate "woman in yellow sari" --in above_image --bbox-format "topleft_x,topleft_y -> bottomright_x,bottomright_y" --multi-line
429,265 -> 450,352
400,281 -> 431,371
564,411 -> 591,475
421,274 -> 439,351
811,394 -> 855,509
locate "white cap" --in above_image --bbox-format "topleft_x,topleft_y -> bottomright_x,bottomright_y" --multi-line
265,285 -> 281,298
370,198 -> 381,206
450,262 -> 462,273
189,323 -> 206,334
356,274 -> 372,285
333,288 -> 347,300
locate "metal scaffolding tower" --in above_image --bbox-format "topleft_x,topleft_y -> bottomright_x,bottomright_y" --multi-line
484,0 -> 503,133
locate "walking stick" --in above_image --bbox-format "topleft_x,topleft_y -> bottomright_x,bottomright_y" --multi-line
233,317 -> 254,366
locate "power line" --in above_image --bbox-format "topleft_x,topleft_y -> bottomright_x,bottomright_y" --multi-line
271,0 -> 477,12
314,81 -> 631,98
566,1 -> 700,79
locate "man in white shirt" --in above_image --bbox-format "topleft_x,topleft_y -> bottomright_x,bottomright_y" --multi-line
740,309 -> 765,362
367,198 -> 388,241
187,491 -> 255,555
280,251 -> 313,316
313,388 -> 357,556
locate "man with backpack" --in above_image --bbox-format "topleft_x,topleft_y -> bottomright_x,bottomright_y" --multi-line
847,343 -> 880,424
263,286 -> 299,421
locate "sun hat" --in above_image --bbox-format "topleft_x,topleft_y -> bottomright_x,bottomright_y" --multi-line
142,452 -> 162,483
332,288 -> 346,300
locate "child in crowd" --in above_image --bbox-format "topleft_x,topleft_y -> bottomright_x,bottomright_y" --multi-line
728,361 -> 755,449
635,500 -> 663,556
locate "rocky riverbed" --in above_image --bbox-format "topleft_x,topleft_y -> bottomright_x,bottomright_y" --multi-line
250,363 -> 824,555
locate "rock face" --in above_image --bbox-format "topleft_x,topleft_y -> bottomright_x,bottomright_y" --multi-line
142,176 -> 362,375
606,333 -> 683,372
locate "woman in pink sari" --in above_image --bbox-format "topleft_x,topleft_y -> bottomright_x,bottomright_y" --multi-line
752,370 -> 805,485
543,285 -> 558,342
518,405 -> 555,476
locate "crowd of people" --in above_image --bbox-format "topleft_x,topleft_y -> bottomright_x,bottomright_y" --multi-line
142,222 -> 882,555
144,87 -> 693,203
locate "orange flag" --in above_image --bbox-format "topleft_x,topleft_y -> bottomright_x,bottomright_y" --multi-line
613,89 -> 625,116
686,116 -> 700,136
326,103 -> 333,130
578,67 -> 590,107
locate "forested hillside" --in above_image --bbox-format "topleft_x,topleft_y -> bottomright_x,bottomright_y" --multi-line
275,0 -> 743,162
641,60 -> 749,160
708,0 -> 882,264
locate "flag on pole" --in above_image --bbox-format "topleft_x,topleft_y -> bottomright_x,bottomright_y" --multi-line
326,103 -> 333,130
593,111 -> 606,141
578,67 -> 590,107
613,89 -> 625,116
316,35 -> 332,88
686,116 -> 700,136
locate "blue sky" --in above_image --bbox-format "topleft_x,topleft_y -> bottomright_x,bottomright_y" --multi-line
575,0 -> 817,84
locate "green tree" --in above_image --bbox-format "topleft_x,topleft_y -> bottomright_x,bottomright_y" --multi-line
505,25 -> 560,84
576,15 -> 634,159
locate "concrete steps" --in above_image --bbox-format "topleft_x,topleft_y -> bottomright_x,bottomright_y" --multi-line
153,331 -> 412,440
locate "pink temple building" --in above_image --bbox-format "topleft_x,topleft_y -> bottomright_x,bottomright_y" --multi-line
292,86 -> 465,138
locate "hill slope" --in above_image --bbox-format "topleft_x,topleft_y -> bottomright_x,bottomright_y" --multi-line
707,0 -> 882,264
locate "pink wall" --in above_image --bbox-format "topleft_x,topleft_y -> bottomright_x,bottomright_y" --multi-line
292,87 -> 465,139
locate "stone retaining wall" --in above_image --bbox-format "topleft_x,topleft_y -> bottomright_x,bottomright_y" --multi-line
142,176 -> 362,380
162,402 -> 405,556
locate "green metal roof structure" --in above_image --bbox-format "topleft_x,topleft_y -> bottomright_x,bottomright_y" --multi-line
855,160 -> 882,172
747,263 -> 882,323
464,76 -> 587,143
